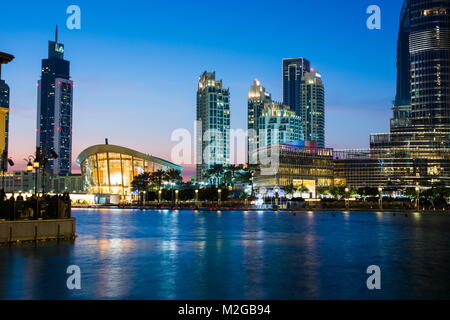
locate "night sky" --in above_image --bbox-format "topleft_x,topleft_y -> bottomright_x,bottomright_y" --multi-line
0,0 -> 404,176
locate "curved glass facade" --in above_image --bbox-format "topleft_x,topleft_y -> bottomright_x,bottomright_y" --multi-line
77,144 -> 182,199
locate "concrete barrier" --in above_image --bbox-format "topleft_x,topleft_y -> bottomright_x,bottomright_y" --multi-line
0,218 -> 76,244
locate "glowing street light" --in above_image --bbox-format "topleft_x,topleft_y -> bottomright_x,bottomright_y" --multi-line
378,187 -> 383,210
217,188 -> 222,207
26,161 -> 33,173
415,186 -> 420,209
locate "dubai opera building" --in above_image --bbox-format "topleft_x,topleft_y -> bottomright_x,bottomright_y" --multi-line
77,143 -> 182,204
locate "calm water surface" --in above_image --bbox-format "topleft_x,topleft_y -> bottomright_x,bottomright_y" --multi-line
1,209 -> 450,300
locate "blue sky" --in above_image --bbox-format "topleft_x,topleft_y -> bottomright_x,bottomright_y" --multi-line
0,0 -> 403,175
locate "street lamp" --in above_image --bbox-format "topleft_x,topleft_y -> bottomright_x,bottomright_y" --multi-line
158,189 -> 162,203
175,189 -> 179,204
345,187 -> 350,209
217,188 -> 222,207
415,186 -> 420,209
274,186 -> 280,206
26,161 -> 33,172
378,187 -> 383,210
25,156 -> 39,195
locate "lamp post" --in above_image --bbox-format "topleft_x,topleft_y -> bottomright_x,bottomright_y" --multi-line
217,188 -> 222,207
378,187 -> 383,210
274,186 -> 280,206
195,189 -> 199,204
415,186 -> 420,209
25,156 -> 38,195
175,189 -> 179,205
158,189 -> 162,204
345,187 -> 350,209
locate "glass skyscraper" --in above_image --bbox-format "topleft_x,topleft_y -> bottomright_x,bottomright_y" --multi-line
282,57 -> 310,118
36,28 -> 74,175
282,57 -> 325,147
360,0 -> 450,188
257,102 -> 301,149
410,0 -> 450,132
301,71 -> 325,148
196,72 -> 230,181
371,0 -> 450,153
247,79 -> 272,164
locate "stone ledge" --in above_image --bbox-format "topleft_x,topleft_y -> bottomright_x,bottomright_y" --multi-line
0,218 -> 76,244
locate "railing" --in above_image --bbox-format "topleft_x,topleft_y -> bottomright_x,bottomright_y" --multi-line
0,197 -> 72,221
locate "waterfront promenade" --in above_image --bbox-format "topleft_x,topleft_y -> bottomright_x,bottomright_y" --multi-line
72,199 -> 450,214
0,192 -> 75,244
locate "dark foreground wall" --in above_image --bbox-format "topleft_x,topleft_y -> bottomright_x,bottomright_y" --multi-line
0,218 -> 76,244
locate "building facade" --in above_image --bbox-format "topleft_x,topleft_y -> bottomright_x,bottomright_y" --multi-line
353,0 -> 450,189
253,143 -> 334,197
37,28 -> 74,175
77,144 -> 182,203
371,0 -> 450,153
247,79 -> 272,164
282,57 -> 311,118
196,72 -> 230,181
0,171 -> 84,194
0,52 -> 14,172
301,71 -> 325,148
334,148 -> 450,188
257,102 -> 301,149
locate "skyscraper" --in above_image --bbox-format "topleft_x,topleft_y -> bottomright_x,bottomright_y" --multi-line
0,52 -> 14,172
409,0 -> 450,132
37,27 -> 74,175
196,72 -> 230,182
371,0 -> 450,152
257,102 -> 301,149
282,57 -> 311,117
247,79 -> 272,164
301,71 -> 325,148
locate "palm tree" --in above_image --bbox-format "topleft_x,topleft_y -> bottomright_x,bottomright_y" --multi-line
149,170 -> 165,189
131,172 -> 151,205
164,168 -> 182,185
205,164 -> 225,186
235,164 -> 259,196
224,164 -> 243,188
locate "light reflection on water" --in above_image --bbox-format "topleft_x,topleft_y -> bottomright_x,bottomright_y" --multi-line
0,209 -> 450,300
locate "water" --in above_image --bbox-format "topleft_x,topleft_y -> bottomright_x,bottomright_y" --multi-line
1,209 -> 450,300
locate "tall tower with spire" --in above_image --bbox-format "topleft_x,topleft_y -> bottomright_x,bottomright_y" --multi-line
37,27 -> 74,176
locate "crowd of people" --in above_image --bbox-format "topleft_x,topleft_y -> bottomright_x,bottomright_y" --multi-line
0,190 -> 72,221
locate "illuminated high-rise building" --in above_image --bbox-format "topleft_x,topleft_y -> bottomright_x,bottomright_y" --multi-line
196,72 -> 230,182
247,79 -> 272,164
0,52 -> 14,172
371,0 -> 450,153
36,27 -> 74,175
257,102 -> 301,149
301,71 -> 325,148
282,57 -> 311,117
